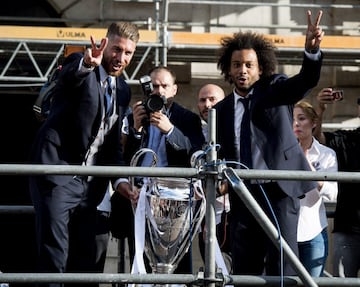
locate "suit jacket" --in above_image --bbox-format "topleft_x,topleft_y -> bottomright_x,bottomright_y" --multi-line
215,54 -> 322,199
124,101 -> 205,167
29,53 -> 131,205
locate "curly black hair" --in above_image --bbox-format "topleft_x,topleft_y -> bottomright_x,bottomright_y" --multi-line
217,31 -> 278,83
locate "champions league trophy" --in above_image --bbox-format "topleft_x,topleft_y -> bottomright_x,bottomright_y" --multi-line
144,177 -> 205,274
130,149 -> 206,276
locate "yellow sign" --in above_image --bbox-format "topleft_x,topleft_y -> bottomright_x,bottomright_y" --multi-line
0,25 -> 157,43
0,25 -> 359,49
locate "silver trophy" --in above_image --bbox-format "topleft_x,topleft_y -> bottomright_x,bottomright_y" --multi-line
130,149 -> 206,275
144,177 -> 205,274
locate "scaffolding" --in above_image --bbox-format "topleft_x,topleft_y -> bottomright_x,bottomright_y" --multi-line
1,0 -> 360,89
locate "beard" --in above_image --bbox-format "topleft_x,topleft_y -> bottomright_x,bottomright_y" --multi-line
234,84 -> 250,96
108,69 -> 123,77
102,56 -> 125,77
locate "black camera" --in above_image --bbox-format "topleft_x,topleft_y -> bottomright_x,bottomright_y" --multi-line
139,75 -> 167,114
332,90 -> 344,102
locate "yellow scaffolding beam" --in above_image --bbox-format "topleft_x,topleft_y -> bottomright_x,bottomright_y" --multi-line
1,25 -> 360,49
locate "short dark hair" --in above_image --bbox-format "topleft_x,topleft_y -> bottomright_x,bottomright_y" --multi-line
217,31 -> 277,83
148,66 -> 177,84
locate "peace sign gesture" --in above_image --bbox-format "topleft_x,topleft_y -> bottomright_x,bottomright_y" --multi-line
305,10 -> 324,51
83,35 -> 109,68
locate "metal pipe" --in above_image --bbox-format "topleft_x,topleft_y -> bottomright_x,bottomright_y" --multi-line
167,0 -> 360,9
161,0 -> 169,66
0,164 -> 359,182
154,0 -> 160,66
1,273 -> 360,286
204,108 -> 217,287
0,203 -> 337,218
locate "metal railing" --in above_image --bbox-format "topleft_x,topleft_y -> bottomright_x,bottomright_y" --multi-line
0,164 -> 358,286
0,109 -> 359,286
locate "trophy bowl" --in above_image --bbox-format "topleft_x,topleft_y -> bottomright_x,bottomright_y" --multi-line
144,177 -> 205,274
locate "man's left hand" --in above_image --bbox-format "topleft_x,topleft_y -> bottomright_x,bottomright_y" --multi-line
305,10 -> 324,51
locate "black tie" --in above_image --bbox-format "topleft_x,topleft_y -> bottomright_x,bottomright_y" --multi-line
238,97 -> 252,169
105,77 -> 113,117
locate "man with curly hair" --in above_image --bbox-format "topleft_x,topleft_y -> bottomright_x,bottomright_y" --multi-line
214,10 -> 324,275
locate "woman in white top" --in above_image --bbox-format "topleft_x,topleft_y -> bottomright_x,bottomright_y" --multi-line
293,100 -> 338,277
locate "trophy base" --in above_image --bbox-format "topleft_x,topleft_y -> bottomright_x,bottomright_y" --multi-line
151,264 -> 186,287
152,263 -> 176,274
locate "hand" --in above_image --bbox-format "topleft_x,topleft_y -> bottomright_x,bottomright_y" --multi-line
150,111 -> 173,134
132,101 -> 147,131
116,182 -> 139,202
217,179 -> 228,196
305,10 -> 324,51
317,87 -> 334,104
316,87 -> 335,112
83,35 -> 108,68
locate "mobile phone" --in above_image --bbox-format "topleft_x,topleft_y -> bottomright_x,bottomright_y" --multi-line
332,90 -> 344,101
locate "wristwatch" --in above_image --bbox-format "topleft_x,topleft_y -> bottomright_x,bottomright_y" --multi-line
131,127 -> 142,139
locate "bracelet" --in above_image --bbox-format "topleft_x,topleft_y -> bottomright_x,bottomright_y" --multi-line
131,127 -> 142,139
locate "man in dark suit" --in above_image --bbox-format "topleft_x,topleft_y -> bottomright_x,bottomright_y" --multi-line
124,66 -> 205,168
122,66 -> 205,273
214,10 -> 324,276
28,22 -> 139,285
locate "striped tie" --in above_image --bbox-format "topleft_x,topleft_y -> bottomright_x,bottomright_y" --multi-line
105,77 -> 113,117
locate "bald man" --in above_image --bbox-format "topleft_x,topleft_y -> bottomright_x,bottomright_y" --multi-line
197,84 -> 225,139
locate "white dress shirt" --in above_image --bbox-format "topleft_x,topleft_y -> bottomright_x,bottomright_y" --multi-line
297,137 -> 338,242
233,90 -> 269,179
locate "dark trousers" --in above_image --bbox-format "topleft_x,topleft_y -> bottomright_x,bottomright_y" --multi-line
229,182 -> 300,276
30,176 -> 97,287
95,210 -> 111,273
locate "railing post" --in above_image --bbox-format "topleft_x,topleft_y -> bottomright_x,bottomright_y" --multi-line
203,108 -> 218,287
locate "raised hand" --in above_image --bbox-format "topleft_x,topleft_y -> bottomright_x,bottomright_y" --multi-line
83,35 -> 108,68
316,87 -> 334,104
305,10 -> 324,51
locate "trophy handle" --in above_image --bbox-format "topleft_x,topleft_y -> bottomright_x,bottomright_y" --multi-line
129,147 -> 159,188
130,147 -> 158,167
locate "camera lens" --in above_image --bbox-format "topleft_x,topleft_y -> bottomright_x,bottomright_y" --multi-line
145,94 -> 165,113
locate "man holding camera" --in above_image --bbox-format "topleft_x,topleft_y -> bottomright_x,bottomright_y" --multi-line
122,66 -> 204,273
123,66 -> 204,168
